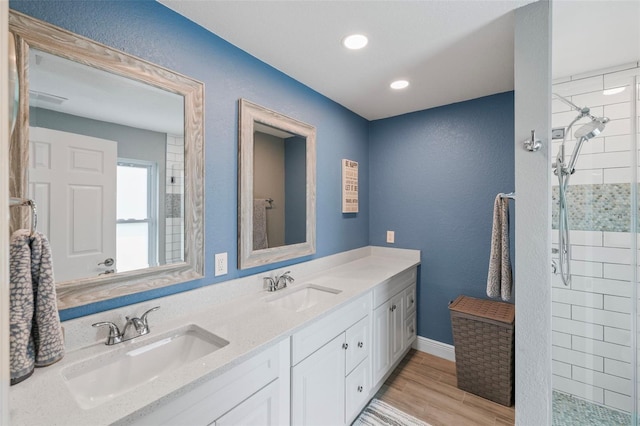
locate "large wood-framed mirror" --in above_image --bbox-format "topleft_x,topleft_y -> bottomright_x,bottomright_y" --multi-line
9,11 -> 204,309
238,99 -> 316,269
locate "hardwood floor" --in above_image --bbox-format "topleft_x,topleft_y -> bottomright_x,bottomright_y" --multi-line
374,349 -> 515,426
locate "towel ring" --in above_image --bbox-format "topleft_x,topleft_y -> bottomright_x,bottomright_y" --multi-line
9,197 -> 38,236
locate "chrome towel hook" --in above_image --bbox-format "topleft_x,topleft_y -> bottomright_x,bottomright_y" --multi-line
523,130 -> 542,152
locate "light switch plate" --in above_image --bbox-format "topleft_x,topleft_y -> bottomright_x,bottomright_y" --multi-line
215,252 -> 228,276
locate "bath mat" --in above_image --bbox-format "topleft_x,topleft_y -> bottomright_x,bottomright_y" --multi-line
353,398 -> 430,426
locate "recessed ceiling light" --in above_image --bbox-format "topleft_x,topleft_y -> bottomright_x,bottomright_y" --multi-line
390,80 -> 409,90
603,87 -> 625,96
342,34 -> 368,50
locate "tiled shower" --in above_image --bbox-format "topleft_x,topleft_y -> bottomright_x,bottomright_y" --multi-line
551,63 -> 639,424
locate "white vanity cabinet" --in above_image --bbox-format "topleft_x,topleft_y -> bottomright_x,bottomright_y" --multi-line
372,267 -> 418,387
130,338 -> 290,426
291,293 -> 372,425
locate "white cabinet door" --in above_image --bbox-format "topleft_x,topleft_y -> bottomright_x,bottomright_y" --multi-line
372,301 -> 391,385
292,334 -> 346,426
214,380 -> 280,426
390,292 -> 405,363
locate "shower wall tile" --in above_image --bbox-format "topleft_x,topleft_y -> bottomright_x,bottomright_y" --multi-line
553,331 -> 573,349
554,75 -> 603,97
571,245 -> 631,264
553,360 -> 572,378
571,276 -> 631,298
554,375 -> 604,405
573,89 -> 631,110
570,260 -> 603,277
604,102 -> 632,120
564,168 -> 604,185
553,316 -> 604,340
603,232 -> 632,248
579,151 -> 631,170
572,366 -> 631,396
604,390 -> 632,413
552,287 -> 603,309
553,302 -> 572,318
553,346 -> 604,372
571,306 -> 630,330
603,294 -> 631,313
604,327 -> 631,347
572,336 -> 631,364
602,167 -> 631,184
604,134 -> 632,152
604,358 -> 631,379
568,230 -> 603,246
604,66 -> 640,87
603,263 -> 632,281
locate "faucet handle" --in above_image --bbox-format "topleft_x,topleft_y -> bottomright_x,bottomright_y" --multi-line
92,321 -> 122,345
140,306 -> 160,326
264,277 -> 277,292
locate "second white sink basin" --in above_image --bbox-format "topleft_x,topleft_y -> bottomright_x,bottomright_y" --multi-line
62,324 -> 229,409
266,284 -> 342,312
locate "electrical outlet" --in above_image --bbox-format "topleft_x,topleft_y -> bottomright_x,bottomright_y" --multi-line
386,230 -> 395,244
214,252 -> 228,276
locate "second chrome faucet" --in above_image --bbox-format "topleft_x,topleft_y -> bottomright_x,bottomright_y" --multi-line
93,306 -> 160,345
264,271 -> 295,292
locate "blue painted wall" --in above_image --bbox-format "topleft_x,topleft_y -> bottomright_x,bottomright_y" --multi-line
10,1 -> 370,319
369,92 -> 515,345
10,2 -> 515,346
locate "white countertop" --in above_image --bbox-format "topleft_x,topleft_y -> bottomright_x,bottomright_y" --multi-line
9,246 -> 420,425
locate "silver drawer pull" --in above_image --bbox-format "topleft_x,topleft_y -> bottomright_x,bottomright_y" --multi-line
357,385 -> 363,392
357,341 -> 363,348
342,342 -> 349,350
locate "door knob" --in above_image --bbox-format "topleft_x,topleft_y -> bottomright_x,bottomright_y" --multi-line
342,342 -> 349,350
98,258 -> 115,267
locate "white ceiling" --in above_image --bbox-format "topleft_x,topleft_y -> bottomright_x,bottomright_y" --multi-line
160,0 -> 639,120
159,0 -> 537,120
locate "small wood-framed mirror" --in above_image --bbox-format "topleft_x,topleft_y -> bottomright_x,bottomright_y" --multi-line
238,99 -> 316,269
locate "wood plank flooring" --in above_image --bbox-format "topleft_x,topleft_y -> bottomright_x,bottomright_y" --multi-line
374,349 -> 515,426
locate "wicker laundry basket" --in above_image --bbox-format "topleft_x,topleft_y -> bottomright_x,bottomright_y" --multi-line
449,295 -> 515,406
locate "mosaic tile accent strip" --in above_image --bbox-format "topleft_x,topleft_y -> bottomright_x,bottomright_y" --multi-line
552,183 -> 634,232
552,391 -> 631,426
165,194 -> 183,219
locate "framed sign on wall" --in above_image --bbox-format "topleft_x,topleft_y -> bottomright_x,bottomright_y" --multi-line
342,159 -> 358,213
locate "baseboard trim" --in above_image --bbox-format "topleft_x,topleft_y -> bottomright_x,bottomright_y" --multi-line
412,336 -> 455,362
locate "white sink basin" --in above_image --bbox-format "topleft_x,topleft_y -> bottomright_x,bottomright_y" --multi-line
266,284 -> 341,312
62,324 -> 229,409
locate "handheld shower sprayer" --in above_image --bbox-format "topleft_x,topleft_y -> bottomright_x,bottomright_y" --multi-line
552,93 -> 609,287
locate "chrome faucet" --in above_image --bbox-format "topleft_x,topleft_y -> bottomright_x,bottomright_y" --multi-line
92,306 -> 160,345
264,271 -> 295,292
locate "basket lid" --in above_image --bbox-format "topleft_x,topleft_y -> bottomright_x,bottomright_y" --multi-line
449,295 -> 514,324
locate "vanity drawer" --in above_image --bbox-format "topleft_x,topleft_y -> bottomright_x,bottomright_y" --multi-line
345,360 -> 370,423
372,267 -> 417,308
292,292 -> 371,366
405,284 -> 416,316
345,316 -> 369,375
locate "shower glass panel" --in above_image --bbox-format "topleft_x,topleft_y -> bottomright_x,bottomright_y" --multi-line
551,67 -> 639,425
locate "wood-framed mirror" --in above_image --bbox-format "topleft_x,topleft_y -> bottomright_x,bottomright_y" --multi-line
238,99 -> 316,269
9,11 -> 204,309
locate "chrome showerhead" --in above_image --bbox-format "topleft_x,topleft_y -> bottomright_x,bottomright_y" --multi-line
574,116 -> 609,140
